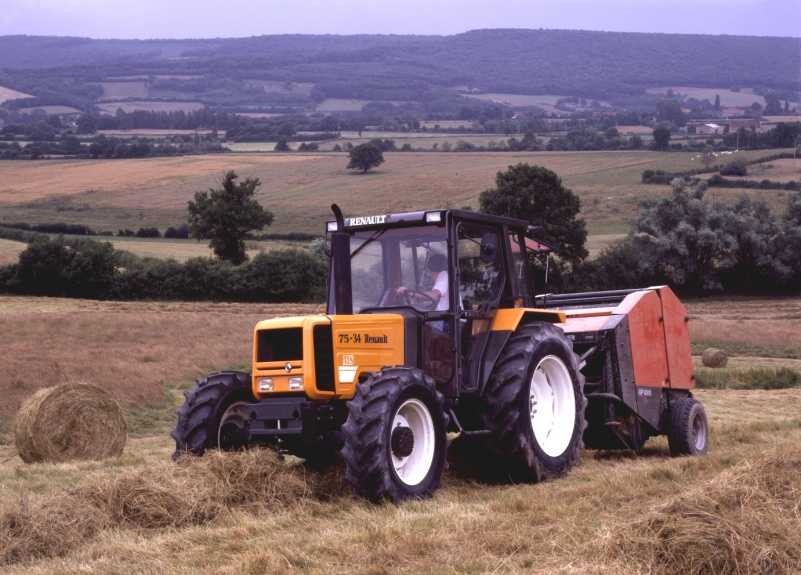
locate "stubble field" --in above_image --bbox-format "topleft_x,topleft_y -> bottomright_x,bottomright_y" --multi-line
0,294 -> 799,573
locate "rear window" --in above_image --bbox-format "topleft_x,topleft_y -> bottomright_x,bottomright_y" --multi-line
256,328 -> 303,362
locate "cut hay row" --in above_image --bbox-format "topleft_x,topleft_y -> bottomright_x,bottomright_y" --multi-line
0,448 -> 345,565
609,444 -> 801,575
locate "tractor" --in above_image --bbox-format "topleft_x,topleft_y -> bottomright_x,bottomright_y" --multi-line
172,205 -> 709,502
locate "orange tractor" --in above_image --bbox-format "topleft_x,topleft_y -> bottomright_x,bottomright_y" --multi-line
173,206 -> 708,501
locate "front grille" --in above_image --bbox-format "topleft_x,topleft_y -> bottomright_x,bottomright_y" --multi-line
313,324 -> 335,392
256,328 -> 302,362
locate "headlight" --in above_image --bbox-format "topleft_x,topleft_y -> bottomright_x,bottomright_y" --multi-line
288,377 -> 303,391
258,378 -> 273,392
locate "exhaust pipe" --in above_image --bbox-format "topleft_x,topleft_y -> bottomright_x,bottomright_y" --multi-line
330,204 -> 353,314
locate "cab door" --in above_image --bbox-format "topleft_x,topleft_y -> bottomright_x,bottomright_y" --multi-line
455,222 -> 507,393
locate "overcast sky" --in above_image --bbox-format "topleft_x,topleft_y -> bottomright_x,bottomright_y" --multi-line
0,0 -> 799,39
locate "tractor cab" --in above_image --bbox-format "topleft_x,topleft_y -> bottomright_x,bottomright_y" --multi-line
325,206 -> 538,398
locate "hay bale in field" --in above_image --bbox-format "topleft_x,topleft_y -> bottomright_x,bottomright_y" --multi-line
702,347 -> 728,368
609,446 -> 801,575
14,384 -> 127,464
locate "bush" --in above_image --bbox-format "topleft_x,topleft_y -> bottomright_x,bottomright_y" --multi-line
135,227 -> 161,238
574,181 -> 801,295
13,236 -> 117,298
164,224 -> 190,239
0,237 -> 327,303
720,160 -> 748,176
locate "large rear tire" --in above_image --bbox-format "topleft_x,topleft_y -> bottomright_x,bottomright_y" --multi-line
171,371 -> 254,459
483,322 -> 586,481
341,367 -> 448,503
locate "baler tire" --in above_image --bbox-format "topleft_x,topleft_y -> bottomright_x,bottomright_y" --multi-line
171,371 -> 253,460
483,322 -> 586,482
341,367 -> 449,503
668,397 -> 709,456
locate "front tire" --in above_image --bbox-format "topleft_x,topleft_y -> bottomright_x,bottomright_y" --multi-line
341,367 -> 448,503
668,397 -> 709,456
483,323 -> 586,482
171,371 -> 254,459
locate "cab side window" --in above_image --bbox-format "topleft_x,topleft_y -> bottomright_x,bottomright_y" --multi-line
457,225 -> 504,311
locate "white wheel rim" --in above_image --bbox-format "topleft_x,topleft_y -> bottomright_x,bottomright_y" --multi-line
218,401 -> 250,449
693,412 -> 707,451
390,398 -> 436,486
529,355 -> 577,458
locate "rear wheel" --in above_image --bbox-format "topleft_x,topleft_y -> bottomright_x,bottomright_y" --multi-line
341,367 -> 448,502
483,323 -> 586,481
171,371 -> 253,459
668,397 -> 709,456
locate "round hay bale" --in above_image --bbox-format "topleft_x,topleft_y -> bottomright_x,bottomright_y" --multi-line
14,384 -> 127,464
702,347 -> 728,368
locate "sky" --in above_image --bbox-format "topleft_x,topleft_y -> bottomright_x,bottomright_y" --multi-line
0,0 -> 799,39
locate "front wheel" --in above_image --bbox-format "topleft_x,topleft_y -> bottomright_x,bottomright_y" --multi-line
171,371 -> 254,459
341,367 -> 448,503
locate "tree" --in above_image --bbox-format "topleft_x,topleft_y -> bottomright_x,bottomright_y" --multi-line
347,142 -> 384,173
764,93 -> 783,115
653,125 -> 671,150
714,94 -> 721,112
274,138 -> 290,152
479,163 -> 588,264
187,171 -> 274,264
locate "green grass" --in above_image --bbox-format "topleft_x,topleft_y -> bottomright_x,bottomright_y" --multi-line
695,367 -> 801,390
692,340 -> 801,360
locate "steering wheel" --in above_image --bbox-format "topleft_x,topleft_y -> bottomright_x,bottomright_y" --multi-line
401,288 -> 438,307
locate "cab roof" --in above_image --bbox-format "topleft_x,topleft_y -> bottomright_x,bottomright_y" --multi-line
326,208 -> 532,234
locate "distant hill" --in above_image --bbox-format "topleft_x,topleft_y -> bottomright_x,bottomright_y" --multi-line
0,29 -> 798,112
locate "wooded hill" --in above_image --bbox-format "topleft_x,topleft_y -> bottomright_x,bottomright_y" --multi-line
0,29 -> 798,110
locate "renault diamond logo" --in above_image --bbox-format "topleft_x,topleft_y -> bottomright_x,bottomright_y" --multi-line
284,363 -> 293,373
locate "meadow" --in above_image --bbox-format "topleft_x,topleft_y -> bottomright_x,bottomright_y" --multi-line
0,150 -> 786,241
0,294 -> 800,574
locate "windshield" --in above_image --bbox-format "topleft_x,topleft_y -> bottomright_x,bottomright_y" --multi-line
328,226 -> 449,313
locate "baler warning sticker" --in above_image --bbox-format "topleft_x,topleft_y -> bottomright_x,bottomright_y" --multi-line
339,354 -> 358,383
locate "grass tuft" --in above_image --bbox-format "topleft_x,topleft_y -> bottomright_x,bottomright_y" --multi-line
609,444 -> 801,575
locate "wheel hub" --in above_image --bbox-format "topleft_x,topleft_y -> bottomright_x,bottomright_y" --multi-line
391,425 -> 415,458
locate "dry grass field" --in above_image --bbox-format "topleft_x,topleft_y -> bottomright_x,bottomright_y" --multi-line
728,158 -> 801,183
0,294 -> 800,574
109,237 -> 305,261
0,238 -> 25,265
0,150 -> 784,238
0,85 -> 32,104
17,105 -> 82,116
99,81 -> 149,101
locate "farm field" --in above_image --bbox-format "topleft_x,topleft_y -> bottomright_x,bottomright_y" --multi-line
646,86 -> 766,107
97,129 -> 216,138
0,294 -> 800,573
0,149 -> 785,238
97,100 -> 206,114
108,236 -> 306,261
0,85 -> 32,104
0,238 -> 25,265
99,80 -> 149,100
17,105 -> 82,116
